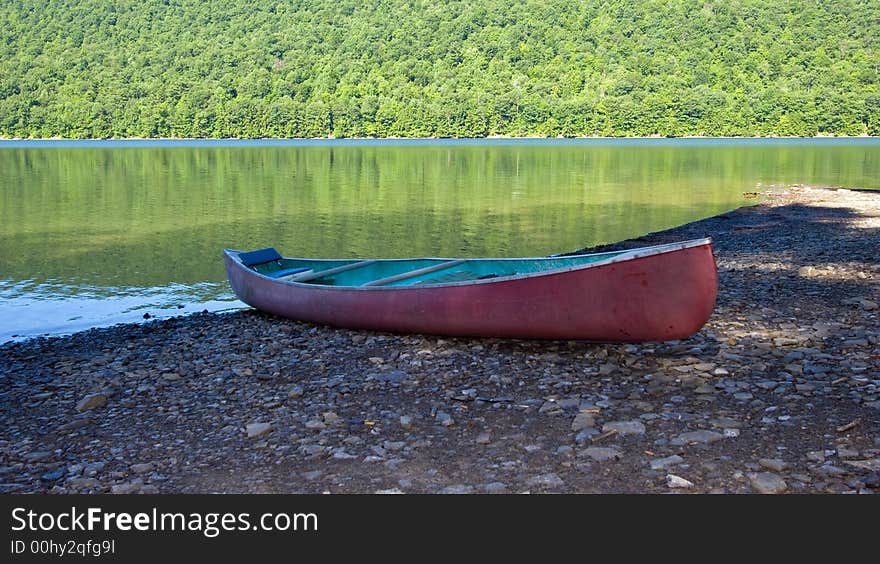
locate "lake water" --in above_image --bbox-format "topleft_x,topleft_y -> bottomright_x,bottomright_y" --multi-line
1,138 -> 878,341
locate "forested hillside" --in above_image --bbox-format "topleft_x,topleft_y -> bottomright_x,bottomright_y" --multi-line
1,0 -> 878,138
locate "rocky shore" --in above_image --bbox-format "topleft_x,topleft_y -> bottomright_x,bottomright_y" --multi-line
1,186 -> 878,494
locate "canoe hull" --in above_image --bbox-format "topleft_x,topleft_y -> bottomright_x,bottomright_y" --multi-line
224,242 -> 717,342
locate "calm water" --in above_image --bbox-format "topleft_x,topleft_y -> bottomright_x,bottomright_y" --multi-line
1,138 -> 878,341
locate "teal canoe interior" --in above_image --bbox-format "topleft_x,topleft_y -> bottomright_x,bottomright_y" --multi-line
247,252 -> 628,287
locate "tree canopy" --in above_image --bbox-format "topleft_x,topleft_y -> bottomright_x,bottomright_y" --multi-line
1,0 -> 878,138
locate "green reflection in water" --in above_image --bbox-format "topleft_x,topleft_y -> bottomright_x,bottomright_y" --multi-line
1,140 -> 878,303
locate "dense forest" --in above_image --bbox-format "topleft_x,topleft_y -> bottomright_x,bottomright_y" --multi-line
1,0 -> 878,138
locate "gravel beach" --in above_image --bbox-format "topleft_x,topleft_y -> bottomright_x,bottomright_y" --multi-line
1,185 -> 878,494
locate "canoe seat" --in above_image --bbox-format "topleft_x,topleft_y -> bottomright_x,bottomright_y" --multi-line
239,247 -> 283,267
269,267 -> 311,279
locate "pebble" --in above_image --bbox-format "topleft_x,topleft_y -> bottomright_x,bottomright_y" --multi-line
750,473 -> 788,494
557,398 -> 579,410
375,488 -> 404,494
580,447 -> 622,462
816,464 -> 847,477
602,420 -> 646,435
651,455 -> 684,471
574,428 -> 599,443
571,412 -> 595,432
301,445 -> 324,456
75,393 -> 107,412
130,463 -> 154,474
526,473 -> 565,488
110,480 -> 142,494
331,448 -> 356,460
41,468 -> 66,481
483,482 -> 508,493
83,462 -> 105,476
373,370 -> 409,383
440,484 -> 474,494
666,474 -> 694,488
246,422 -> 273,438
436,412 -> 454,426
383,441 -> 405,452
673,430 -> 725,445
758,458 -> 788,472
67,477 -> 98,489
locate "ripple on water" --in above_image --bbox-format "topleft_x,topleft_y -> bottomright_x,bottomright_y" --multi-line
0,278 -> 243,342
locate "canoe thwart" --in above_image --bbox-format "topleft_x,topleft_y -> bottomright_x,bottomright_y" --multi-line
362,259 -> 467,287
288,259 -> 378,283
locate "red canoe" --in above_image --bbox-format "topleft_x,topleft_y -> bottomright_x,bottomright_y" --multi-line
223,238 -> 717,341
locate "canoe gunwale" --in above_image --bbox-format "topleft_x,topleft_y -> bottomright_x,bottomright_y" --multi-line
223,237 -> 712,291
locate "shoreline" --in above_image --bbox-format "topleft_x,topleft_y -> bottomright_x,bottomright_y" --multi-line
1,185 -> 878,494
